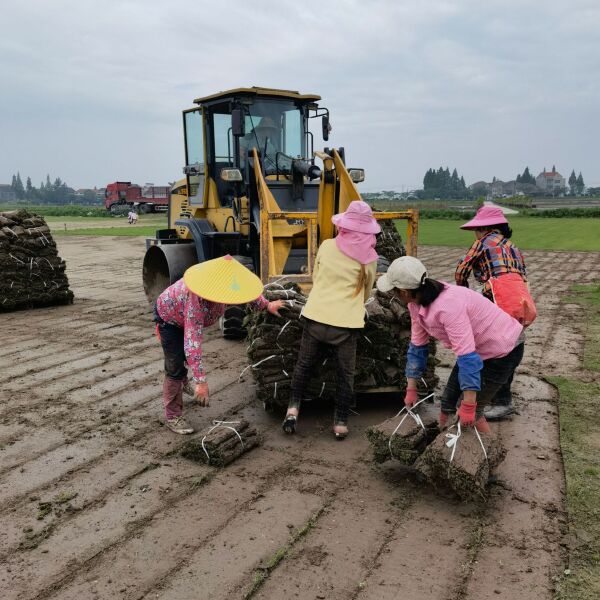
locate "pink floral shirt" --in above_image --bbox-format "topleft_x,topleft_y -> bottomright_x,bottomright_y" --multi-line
156,278 -> 268,381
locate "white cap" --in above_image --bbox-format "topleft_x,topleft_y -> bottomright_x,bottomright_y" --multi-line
376,256 -> 428,292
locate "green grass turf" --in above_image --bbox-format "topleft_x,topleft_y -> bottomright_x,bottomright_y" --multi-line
406,217 -> 600,252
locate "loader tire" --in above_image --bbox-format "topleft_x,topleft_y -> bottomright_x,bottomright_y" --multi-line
222,255 -> 256,340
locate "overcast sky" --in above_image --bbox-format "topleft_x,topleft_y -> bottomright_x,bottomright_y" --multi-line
1,0 -> 599,192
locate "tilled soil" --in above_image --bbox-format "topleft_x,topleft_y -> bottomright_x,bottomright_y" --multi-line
0,237 -> 598,600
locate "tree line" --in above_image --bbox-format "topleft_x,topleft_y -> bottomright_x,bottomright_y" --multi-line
422,167 -> 469,199
9,172 -> 99,204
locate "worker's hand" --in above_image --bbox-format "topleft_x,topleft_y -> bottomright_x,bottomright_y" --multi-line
457,400 -> 477,427
404,388 -> 418,408
267,300 -> 285,317
194,382 -> 210,407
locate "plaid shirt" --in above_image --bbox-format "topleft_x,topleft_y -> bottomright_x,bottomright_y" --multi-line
455,232 -> 527,293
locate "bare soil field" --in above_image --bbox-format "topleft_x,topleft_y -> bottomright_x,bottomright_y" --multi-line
1,236 -> 598,600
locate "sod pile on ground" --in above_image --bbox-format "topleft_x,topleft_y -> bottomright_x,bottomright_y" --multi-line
414,427 -> 507,501
366,402 -> 439,465
180,419 -> 260,467
0,210 -> 73,311
244,284 -> 437,409
375,219 -> 407,262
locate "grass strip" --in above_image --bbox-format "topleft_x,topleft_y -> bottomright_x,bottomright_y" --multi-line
52,226 -> 159,237
552,282 -> 600,599
244,503 -> 329,599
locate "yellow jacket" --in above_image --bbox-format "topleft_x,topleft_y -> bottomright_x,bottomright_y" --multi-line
302,239 -> 377,328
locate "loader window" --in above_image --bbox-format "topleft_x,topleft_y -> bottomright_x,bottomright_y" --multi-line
183,109 -> 205,206
242,99 -> 306,174
213,113 -> 233,164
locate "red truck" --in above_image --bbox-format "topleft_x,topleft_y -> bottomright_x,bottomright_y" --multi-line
104,181 -> 170,213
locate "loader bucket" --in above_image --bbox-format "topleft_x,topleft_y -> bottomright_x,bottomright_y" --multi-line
142,243 -> 198,304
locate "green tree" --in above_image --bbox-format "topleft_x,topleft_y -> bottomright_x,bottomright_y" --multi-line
568,170 -> 577,195
13,172 -> 26,199
26,176 -> 33,199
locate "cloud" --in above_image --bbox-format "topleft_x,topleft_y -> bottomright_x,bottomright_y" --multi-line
1,0 -> 599,190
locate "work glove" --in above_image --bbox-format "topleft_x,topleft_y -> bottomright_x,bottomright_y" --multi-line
267,300 -> 285,317
194,382 -> 210,407
404,388 -> 418,408
457,401 -> 477,427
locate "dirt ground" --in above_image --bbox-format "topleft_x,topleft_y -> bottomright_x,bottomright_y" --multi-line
1,237 -> 599,600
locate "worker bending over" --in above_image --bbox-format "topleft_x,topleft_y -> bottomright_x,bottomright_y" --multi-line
377,256 -> 525,433
154,255 -> 283,434
283,201 -> 379,440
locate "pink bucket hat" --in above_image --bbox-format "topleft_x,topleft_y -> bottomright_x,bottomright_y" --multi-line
332,200 -> 381,234
460,205 -> 508,230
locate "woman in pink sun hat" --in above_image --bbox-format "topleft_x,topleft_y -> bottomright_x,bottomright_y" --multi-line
455,204 -> 535,421
283,200 -> 381,440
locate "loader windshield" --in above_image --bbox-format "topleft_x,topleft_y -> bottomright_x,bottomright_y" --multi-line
240,99 -> 305,174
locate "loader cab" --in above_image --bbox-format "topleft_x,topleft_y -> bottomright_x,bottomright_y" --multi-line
183,87 -> 327,211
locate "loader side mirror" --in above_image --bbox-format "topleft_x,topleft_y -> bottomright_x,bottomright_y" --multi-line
322,115 -> 330,141
348,168 -> 365,183
232,109 -> 245,137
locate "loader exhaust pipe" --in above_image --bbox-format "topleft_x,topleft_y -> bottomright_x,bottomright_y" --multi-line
142,243 -> 198,304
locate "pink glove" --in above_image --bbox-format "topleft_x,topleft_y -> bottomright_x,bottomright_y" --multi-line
194,382 -> 210,407
404,388 -> 418,408
457,401 -> 477,427
267,300 -> 284,317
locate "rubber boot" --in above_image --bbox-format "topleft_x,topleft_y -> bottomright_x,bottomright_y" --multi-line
163,377 -> 184,420
475,415 -> 491,434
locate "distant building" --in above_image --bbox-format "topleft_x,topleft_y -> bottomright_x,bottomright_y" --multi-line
0,184 -> 17,201
536,167 -> 565,194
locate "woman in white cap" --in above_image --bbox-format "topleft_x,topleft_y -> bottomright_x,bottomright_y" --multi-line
377,256 -> 525,432
283,200 -> 381,439
455,205 -> 534,420
154,255 -> 284,434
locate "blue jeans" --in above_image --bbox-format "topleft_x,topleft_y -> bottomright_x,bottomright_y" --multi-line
441,343 -> 524,417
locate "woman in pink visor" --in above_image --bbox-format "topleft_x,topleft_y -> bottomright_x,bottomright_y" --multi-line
455,205 -> 534,421
283,200 -> 380,439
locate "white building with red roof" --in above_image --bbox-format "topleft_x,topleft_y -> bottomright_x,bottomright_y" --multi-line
536,166 -> 565,193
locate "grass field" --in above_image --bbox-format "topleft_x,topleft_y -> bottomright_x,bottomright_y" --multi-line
49,213 -> 166,235
45,212 -> 599,252
552,283 -> 600,599
412,217 -> 600,251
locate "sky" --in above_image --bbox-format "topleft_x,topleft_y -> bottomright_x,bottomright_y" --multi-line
1,0 -> 599,192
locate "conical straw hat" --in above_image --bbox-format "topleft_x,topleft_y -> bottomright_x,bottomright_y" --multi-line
183,255 -> 263,304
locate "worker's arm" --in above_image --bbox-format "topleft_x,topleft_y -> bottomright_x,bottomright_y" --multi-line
439,307 -> 483,425
455,239 -> 483,287
403,303 -> 431,406
249,295 -> 285,316
183,295 -> 219,383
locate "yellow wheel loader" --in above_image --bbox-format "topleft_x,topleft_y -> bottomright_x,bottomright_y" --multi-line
142,86 -> 418,338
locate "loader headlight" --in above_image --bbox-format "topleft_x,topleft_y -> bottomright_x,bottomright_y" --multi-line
348,168 -> 365,183
220,168 -> 243,182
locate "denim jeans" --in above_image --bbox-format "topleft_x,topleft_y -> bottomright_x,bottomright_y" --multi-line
441,343 -> 524,417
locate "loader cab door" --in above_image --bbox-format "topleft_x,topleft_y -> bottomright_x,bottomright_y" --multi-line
183,108 -> 206,207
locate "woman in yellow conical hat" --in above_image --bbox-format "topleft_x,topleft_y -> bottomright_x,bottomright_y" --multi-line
153,255 -> 283,435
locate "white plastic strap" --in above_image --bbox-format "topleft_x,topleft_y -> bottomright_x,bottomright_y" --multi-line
388,393 -> 434,459
445,422 -> 488,463
201,420 -> 244,463
277,320 -> 291,339
238,354 -> 277,380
